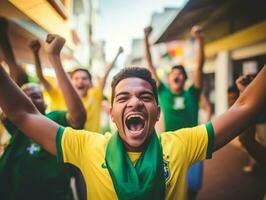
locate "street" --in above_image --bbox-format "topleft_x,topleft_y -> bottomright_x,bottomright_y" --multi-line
198,144 -> 266,200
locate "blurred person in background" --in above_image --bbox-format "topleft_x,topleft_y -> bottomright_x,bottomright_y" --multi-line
236,74 -> 266,173
69,46 -> 123,132
144,25 -> 205,200
0,34 -> 86,200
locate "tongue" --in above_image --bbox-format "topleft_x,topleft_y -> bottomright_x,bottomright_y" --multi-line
129,123 -> 143,131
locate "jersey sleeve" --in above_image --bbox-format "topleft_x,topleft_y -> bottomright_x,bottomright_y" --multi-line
46,110 -> 70,127
188,85 -> 201,100
172,122 -> 214,164
157,81 -> 166,92
56,127 -> 108,167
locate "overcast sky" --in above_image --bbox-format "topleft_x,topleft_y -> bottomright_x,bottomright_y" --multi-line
98,0 -> 187,62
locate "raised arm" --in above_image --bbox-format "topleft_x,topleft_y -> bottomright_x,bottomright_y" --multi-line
29,39 -> 52,91
45,34 -> 86,129
0,64 -> 59,155
191,26 -> 205,88
0,17 -> 28,86
144,26 -> 160,85
100,46 -> 123,90
212,66 -> 266,150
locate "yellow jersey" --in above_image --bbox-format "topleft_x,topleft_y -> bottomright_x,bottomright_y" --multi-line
45,86 -> 66,112
46,84 -> 103,132
81,85 -> 103,132
57,123 -> 214,200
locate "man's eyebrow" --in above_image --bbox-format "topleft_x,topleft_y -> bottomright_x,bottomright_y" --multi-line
115,91 -> 129,98
140,90 -> 154,96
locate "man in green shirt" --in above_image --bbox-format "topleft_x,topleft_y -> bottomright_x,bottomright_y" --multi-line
144,25 -> 205,199
0,33 -> 86,200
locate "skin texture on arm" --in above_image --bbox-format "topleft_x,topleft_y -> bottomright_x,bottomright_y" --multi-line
212,66 -> 266,151
0,64 -> 59,155
144,26 -> 160,86
29,40 -> 53,91
0,17 -> 28,86
45,34 -> 86,129
191,26 -> 205,89
100,46 -> 123,90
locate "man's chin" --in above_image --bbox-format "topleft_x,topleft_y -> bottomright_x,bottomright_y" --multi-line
78,90 -> 86,97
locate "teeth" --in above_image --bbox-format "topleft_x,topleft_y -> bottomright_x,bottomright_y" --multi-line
127,114 -> 144,120
125,113 -> 145,132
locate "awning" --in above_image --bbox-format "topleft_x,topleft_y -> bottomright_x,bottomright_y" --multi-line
155,0 -> 224,43
155,0 -> 266,44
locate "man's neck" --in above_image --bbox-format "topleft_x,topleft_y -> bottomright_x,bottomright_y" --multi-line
171,88 -> 183,94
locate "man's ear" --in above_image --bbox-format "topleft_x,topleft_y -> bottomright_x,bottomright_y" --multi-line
110,107 -> 115,122
156,106 -> 161,121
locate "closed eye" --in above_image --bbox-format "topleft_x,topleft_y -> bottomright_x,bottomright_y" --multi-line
116,96 -> 129,103
140,94 -> 153,102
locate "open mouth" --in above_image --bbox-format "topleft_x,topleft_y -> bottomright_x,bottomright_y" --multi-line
77,85 -> 85,91
125,114 -> 145,133
174,77 -> 180,84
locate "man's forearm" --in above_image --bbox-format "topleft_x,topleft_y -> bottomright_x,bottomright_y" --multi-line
0,66 -> 38,124
101,49 -> 122,89
48,55 -> 86,128
0,31 -> 28,86
33,52 -> 52,91
193,36 -> 205,88
0,32 -> 16,63
144,35 -> 159,84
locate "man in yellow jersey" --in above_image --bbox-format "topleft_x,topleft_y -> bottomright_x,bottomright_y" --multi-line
29,39 -> 66,111
69,46 -> 123,132
30,36 -> 123,131
0,47 -> 265,199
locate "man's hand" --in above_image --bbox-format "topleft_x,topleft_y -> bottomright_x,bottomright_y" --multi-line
236,74 -> 256,93
144,26 -> 153,37
44,34 -> 65,55
118,46 -> 124,54
0,17 -> 8,35
191,25 -> 203,38
29,40 -> 41,53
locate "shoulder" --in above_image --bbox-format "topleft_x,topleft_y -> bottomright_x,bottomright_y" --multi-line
46,110 -> 68,126
158,82 -> 169,92
185,85 -> 201,97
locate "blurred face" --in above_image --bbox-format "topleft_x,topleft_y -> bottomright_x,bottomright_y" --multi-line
167,68 -> 186,93
23,86 -> 46,114
71,70 -> 92,97
228,92 -> 238,107
110,77 -> 160,151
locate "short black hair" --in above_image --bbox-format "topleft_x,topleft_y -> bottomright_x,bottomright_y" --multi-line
111,67 -> 158,105
70,68 -> 92,81
228,86 -> 239,95
170,65 -> 188,80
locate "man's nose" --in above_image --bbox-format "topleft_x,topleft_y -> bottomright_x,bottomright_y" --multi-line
127,96 -> 143,108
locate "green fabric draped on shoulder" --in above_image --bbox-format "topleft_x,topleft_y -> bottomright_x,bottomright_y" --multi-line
105,131 -> 165,200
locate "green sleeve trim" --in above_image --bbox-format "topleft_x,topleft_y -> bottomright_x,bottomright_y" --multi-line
56,126 -> 65,162
205,122 -> 215,159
